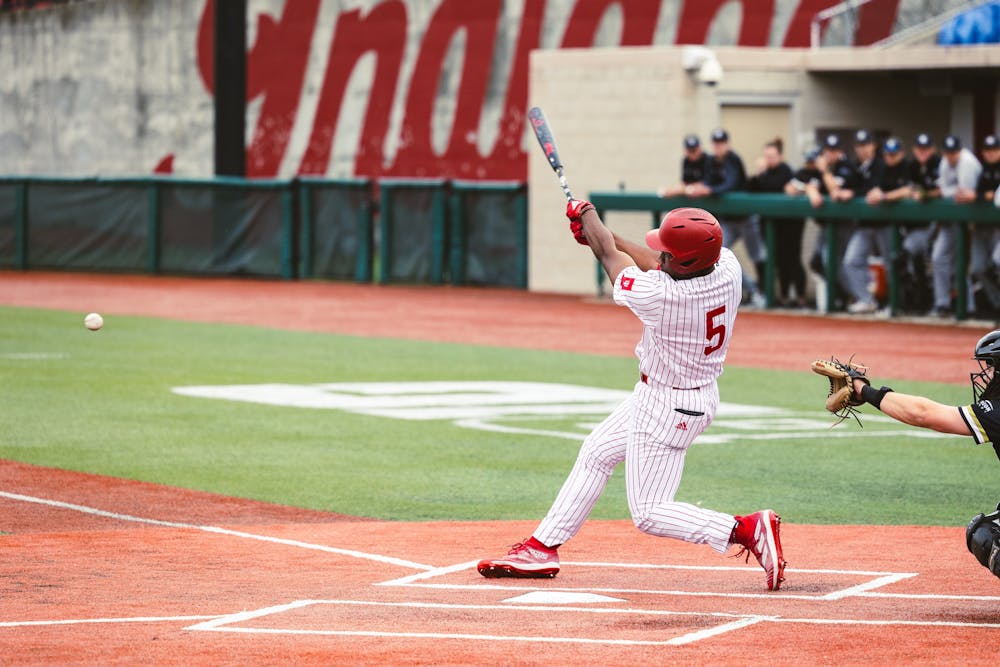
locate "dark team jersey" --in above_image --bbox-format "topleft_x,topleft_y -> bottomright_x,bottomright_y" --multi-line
909,154 -> 941,193
682,153 -> 709,185
855,157 -> 885,196
790,166 -> 822,189
704,151 -> 746,195
820,157 -> 861,195
977,159 -> 1000,200
746,163 -> 793,193
878,159 -> 911,192
960,400 -> 1000,461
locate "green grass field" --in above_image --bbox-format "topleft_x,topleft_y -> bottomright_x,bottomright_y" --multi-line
1,305 -> 991,526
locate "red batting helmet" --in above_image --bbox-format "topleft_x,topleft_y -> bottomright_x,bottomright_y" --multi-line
644,207 -> 722,276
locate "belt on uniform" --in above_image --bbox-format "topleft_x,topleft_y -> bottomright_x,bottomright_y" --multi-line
641,373 -> 701,390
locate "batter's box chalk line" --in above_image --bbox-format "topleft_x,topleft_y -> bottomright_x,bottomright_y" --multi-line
184,597 -> 1000,646
184,598 -> 775,646
375,560 -> 919,601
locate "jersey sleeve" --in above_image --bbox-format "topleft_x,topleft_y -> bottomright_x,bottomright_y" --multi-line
959,400 -> 1000,444
612,265 -> 664,325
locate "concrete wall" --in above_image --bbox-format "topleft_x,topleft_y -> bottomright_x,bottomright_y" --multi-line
0,0 -> 211,175
0,0 -> 917,179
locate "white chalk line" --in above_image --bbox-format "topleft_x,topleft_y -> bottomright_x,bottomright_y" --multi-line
186,597 -> 1000,647
821,572 -> 918,600
0,490 -> 433,571
186,598 -> 772,646
0,615 -> 218,628
378,559 -> 924,602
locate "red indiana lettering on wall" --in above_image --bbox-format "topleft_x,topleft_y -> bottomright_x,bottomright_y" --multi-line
194,0 -> 900,180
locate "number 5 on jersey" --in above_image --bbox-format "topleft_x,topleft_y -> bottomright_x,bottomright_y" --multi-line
704,305 -> 726,355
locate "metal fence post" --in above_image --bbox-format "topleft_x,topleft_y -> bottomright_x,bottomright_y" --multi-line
147,181 -> 161,274
15,179 -> 27,270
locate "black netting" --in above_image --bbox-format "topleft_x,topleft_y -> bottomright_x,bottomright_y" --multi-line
457,188 -> 526,288
0,183 -> 17,268
383,187 -> 441,284
159,185 -> 283,276
305,184 -> 372,281
24,183 -> 147,271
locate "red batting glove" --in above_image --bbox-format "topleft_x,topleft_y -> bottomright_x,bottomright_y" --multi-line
569,219 -> 589,245
565,198 -> 595,222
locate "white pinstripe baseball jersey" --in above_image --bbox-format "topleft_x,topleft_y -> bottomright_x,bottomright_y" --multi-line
612,247 -> 742,388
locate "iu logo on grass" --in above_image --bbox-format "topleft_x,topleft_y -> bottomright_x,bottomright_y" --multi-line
171,381 -> 952,444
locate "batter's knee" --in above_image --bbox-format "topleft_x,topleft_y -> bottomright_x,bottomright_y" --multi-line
578,435 -> 624,476
629,506 -> 658,535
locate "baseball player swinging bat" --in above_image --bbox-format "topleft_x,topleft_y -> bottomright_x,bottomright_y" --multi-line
527,106 -> 573,201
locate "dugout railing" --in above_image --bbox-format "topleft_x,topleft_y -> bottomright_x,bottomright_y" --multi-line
0,176 -> 527,289
589,191 -> 1000,320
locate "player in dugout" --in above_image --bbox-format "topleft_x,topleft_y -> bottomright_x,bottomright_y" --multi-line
657,134 -> 709,198
477,200 -> 786,591
834,329 -> 1000,581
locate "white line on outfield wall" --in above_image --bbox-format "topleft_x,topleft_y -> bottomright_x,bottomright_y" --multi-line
0,490 -> 433,571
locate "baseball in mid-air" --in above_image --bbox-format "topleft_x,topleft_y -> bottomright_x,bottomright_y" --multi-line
84,312 -> 103,331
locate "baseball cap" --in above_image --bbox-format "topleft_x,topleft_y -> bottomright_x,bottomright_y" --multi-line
823,134 -> 842,150
855,129 -> 874,145
711,128 -> 729,142
804,147 -> 820,162
883,137 -> 903,154
943,135 -> 961,152
915,133 -> 933,148
683,134 -> 700,149
984,134 -> 1000,149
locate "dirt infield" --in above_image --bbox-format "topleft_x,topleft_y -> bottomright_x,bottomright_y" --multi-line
2,459 -> 998,665
2,272 -> 999,664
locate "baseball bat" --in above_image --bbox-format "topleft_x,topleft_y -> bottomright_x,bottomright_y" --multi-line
527,106 -> 574,201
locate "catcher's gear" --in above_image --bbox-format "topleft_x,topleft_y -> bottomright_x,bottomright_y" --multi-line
966,504 -> 1000,580
971,328 -> 1000,402
811,358 -> 871,426
645,208 -> 722,276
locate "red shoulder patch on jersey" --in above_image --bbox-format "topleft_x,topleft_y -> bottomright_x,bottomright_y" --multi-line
620,276 -> 635,291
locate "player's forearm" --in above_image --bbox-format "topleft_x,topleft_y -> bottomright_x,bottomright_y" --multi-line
875,391 -> 969,435
612,231 -> 659,271
580,208 -> 617,262
885,185 -> 912,202
580,209 -> 635,280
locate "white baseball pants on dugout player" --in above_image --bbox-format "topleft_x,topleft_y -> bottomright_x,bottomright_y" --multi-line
533,379 -> 735,553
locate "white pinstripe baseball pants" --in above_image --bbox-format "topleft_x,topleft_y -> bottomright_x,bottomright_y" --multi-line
534,380 -> 735,554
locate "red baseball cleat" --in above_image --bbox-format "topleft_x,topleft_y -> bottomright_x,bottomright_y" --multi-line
732,510 -> 786,591
477,538 -> 560,578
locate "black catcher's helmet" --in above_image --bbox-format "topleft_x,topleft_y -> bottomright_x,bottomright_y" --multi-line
971,329 -> 1000,402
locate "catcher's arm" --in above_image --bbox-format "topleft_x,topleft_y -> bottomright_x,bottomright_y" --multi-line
849,380 -> 973,436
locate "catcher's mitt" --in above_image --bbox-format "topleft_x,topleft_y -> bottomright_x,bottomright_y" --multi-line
811,358 -> 871,426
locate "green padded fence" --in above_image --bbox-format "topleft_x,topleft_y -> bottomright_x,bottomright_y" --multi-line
378,179 -> 448,285
0,180 -> 22,269
589,192 -> 1000,320
0,176 -> 528,289
298,178 -> 374,282
154,178 -> 292,277
0,177 -> 297,278
450,181 -> 527,289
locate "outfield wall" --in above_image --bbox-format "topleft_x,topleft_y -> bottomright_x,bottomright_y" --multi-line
0,0 -> 915,181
